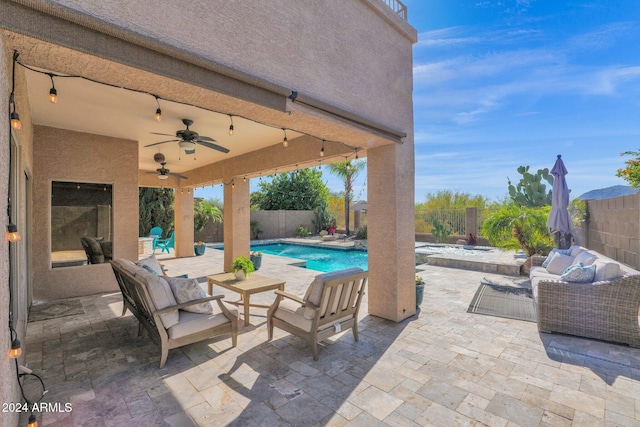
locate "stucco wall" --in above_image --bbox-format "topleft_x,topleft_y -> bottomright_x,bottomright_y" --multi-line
586,194 -> 640,269
32,126 -> 138,300
43,0 -> 415,131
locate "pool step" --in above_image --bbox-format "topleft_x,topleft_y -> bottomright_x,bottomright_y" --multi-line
424,253 -> 523,276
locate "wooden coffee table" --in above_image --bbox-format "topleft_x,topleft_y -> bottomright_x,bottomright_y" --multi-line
207,273 -> 285,326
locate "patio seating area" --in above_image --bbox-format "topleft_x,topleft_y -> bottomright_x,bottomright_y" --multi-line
23,250 -> 640,426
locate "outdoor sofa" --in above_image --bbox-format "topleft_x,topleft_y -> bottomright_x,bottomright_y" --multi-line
110,258 -> 237,367
530,246 -> 640,347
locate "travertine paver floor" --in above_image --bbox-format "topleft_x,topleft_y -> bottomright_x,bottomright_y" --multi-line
22,249 -> 640,426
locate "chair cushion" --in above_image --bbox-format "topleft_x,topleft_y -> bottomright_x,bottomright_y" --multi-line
541,248 -> 572,268
593,260 -> 621,282
572,251 -> 598,267
560,264 -> 596,283
134,269 -> 179,328
302,268 -> 363,319
164,277 -> 213,314
569,245 -> 586,257
136,255 -> 163,276
167,309 -> 233,339
274,300 -> 352,333
545,253 -> 575,275
82,237 -> 105,264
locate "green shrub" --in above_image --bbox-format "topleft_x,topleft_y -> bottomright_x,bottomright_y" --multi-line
296,225 -> 310,237
431,219 -> 451,243
355,225 -> 367,239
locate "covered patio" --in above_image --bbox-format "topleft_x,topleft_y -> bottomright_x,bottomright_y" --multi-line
23,250 -> 640,426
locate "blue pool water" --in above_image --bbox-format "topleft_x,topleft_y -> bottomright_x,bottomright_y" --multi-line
251,243 -> 368,272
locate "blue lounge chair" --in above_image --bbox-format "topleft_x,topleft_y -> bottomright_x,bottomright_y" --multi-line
155,231 -> 175,254
149,226 -> 163,251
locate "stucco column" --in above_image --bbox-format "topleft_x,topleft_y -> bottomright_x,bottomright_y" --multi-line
367,142 -> 416,321
223,179 -> 250,271
174,188 -> 194,257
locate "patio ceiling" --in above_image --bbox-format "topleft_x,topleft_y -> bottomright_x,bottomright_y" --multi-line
24,68 -> 302,176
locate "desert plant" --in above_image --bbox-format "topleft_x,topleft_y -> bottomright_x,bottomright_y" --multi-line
232,256 -> 255,276
194,199 -> 223,232
464,233 -> 477,245
355,225 -> 367,240
431,219 -> 451,243
296,225 -> 310,237
313,199 -> 337,232
508,165 -> 553,207
481,203 -> 554,256
250,220 -> 263,239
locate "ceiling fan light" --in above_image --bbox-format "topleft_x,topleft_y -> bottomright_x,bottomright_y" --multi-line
179,140 -> 196,153
158,174 -> 169,180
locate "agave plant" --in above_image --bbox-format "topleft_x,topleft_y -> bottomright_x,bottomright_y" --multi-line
481,203 -> 554,256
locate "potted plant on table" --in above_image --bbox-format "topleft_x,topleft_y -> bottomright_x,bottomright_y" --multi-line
194,241 -> 206,256
250,251 -> 263,270
232,256 -> 255,281
415,275 -> 425,309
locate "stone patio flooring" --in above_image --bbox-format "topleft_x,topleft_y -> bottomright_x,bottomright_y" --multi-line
22,248 -> 640,426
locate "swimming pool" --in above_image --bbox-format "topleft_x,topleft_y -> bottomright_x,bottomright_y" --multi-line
250,243 -> 368,272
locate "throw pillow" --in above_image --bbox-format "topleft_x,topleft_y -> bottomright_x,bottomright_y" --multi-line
569,245 -> 586,257
141,264 -> 160,276
545,253 -> 575,275
560,264 -> 596,283
572,251 -> 598,267
136,255 -> 163,276
562,262 -> 583,275
134,270 -> 179,328
541,248 -> 572,268
592,260 -> 621,282
165,277 -> 213,315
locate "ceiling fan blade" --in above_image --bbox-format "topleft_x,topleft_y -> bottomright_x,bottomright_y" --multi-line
197,140 -> 230,153
196,135 -> 216,142
168,172 -> 188,179
150,132 -> 176,137
144,139 -> 179,147
144,171 -> 157,174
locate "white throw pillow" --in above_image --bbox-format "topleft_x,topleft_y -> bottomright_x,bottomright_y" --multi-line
541,248 -> 572,268
134,270 -> 179,328
569,246 -> 586,257
136,255 -> 163,276
560,264 -> 596,283
165,277 -> 213,315
592,260 -> 621,282
572,251 -> 598,267
545,253 -> 575,275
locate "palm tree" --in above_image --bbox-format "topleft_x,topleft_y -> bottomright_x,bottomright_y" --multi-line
327,160 -> 366,235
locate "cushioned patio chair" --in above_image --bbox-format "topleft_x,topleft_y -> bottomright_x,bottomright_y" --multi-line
80,236 -> 113,264
267,268 -> 368,360
154,231 -> 175,254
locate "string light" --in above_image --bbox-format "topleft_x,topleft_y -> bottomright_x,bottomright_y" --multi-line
8,338 -> 21,358
47,73 -> 57,103
228,115 -> 234,135
154,96 -> 162,121
282,129 -> 288,148
320,140 -> 325,157
243,176 -> 246,183
6,223 -> 21,242
231,179 -> 235,190
10,111 -> 21,130
27,414 -> 38,427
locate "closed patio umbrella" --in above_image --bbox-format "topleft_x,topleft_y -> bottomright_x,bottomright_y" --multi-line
546,155 -> 572,248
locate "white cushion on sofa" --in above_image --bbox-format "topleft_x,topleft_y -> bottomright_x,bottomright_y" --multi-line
572,251 -> 598,267
165,277 -> 213,314
541,248 -> 571,268
134,269 -> 179,328
546,253 -> 575,275
569,245 -> 586,257
136,255 -> 164,276
593,260 -> 621,282
167,310 -> 233,339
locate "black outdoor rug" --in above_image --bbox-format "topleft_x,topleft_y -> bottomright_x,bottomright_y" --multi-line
467,282 -> 537,323
29,299 -> 85,323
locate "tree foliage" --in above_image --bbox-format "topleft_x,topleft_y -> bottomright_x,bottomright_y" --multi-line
616,150 -> 640,188
416,190 -> 490,210
507,166 -> 553,207
250,169 -> 329,210
326,160 -> 366,235
139,188 -> 174,237
481,203 -> 554,256
194,199 -> 223,232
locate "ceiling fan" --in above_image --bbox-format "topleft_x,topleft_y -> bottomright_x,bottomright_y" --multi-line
146,153 -> 188,180
144,118 -> 230,154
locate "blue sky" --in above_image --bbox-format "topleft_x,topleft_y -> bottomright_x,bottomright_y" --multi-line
197,0 -> 640,203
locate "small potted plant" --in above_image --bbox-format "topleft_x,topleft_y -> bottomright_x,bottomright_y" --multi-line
250,251 -> 263,270
415,275 -> 425,309
232,256 -> 255,281
194,241 -> 206,256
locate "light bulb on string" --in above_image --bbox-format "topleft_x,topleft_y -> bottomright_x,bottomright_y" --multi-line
282,129 -> 288,148
320,140 -> 325,157
6,223 -> 21,242
10,111 -> 21,130
228,115 -> 234,135
8,338 -> 21,358
28,413 -> 38,427
243,176 -> 247,183
154,96 -> 162,121
48,73 -> 57,103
